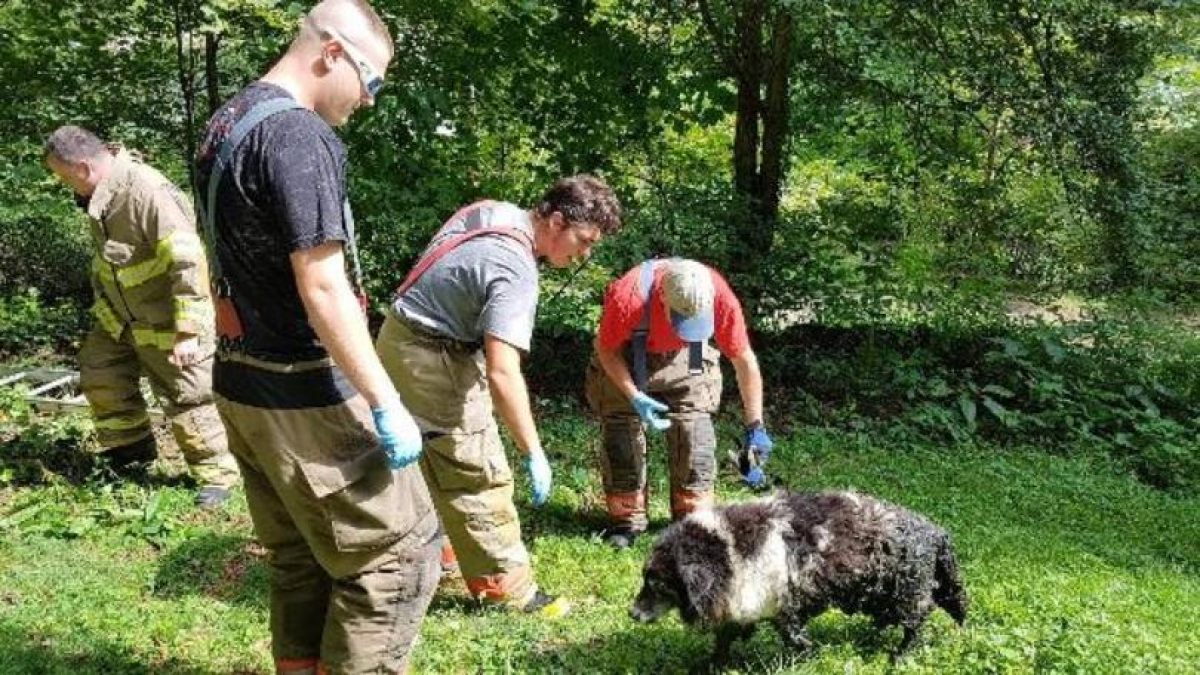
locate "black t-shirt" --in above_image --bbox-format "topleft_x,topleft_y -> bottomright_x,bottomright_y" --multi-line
195,82 -> 357,407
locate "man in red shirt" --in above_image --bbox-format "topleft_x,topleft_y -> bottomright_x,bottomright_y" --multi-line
585,258 -> 773,548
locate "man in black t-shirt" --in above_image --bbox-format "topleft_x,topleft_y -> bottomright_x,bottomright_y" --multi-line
193,1 -> 437,672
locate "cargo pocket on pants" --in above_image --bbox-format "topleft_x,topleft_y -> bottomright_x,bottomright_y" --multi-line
300,446 -> 424,553
424,430 -> 509,494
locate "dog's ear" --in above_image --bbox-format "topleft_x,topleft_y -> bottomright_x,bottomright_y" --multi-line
677,559 -> 722,620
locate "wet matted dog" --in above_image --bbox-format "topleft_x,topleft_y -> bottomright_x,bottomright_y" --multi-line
630,490 -> 968,664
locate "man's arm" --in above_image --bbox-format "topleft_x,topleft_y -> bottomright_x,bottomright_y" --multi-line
729,347 -> 764,425
484,334 -> 541,456
291,241 -> 397,407
137,185 -> 208,365
595,335 -> 637,401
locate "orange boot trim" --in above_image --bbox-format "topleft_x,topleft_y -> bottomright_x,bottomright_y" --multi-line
670,489 -> 715,520
465,573 -> 518,602
440,540 -> 459,569
605,491 -> 646,521
275,658 -> 325,675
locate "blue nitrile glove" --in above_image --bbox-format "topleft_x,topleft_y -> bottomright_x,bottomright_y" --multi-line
741,421 -> 774,488
631,391 -> 672,431
524,446 -> 552,506
372,400 -> 423,469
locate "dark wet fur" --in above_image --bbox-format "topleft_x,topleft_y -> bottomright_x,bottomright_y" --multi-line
631,490 -> 969,664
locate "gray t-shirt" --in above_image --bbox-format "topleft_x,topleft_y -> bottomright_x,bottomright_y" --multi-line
393,201 -> 539,350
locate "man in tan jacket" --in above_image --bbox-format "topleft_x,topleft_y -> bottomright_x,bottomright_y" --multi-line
44,125 -> 239,508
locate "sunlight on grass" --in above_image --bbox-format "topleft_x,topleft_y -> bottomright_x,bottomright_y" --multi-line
1,419 -> 1196,674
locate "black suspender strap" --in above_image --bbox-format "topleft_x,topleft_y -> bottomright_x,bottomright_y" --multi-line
632,260 -> 655,392
688,341 -> 703,376
197,98 -> 304,285
195,98 -> 364,294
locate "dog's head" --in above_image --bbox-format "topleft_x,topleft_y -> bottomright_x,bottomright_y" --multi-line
630,519 -> 731,626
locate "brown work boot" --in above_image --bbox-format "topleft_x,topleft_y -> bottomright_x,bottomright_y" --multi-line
101,437 -> 157,476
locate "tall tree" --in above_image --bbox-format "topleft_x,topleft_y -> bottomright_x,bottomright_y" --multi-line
697,0 -> 795,278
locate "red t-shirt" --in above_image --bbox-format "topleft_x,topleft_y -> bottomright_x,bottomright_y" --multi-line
597,262 -> 750,358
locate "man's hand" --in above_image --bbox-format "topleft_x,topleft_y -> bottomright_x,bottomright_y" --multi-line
745,421 -> 773,458
740,421 -> 773,488
168,334 -> 201,366
630,391 -> 671,431
524,446 -> 552,506
372,401 -> 423,469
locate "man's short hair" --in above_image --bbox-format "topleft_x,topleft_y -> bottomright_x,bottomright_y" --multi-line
303,0 -> 393,56
535,175 -> 623,235
44,125 -> 106,164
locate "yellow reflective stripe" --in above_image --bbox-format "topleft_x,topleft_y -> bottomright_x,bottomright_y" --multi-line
91,297 -> 124,339
174,298 -> 214,324
132,327 -> 176,350
94,412 -> 150,431
116,232 -> 203,288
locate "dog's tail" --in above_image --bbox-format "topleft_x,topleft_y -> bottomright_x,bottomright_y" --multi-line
934,534 -> 968,626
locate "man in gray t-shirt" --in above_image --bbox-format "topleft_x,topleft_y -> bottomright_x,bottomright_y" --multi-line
377,175 -> 623,617
395,200 -> 540,349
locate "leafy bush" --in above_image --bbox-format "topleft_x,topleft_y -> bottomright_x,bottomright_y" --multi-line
756,314 -> 1200,494
0,385 -> 95,486
0,143 -> 93,300
0,288 -> 89,357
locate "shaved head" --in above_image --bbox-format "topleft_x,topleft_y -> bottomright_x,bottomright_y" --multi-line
297,0 -> 393,60
263,0 -> 395,126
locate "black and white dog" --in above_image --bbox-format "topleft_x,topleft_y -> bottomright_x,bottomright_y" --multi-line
630,490 -> 968,663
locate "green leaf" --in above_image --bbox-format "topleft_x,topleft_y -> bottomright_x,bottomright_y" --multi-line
982,396 -> 1013,427
983,384 -> 1016,398
958,395 -> 977,431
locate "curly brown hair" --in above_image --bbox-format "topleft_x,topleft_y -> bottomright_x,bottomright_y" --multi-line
534,174 -> 623,235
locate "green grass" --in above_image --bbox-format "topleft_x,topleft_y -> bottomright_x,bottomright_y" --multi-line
1,413 -> 1197,674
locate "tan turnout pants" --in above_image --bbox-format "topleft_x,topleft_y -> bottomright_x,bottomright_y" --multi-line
376,314 -> 538,608
217,390 -> 439,675
585,345 -> 722,531
78,324 -> 238,488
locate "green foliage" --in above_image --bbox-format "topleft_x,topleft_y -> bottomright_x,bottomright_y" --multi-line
758,312 -> 1200,494
0,288 -> 89,357
0,387 -> 95,486
0,143 -> 93,300
2,0 -> 1196,310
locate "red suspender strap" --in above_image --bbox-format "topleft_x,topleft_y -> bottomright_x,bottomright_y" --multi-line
394,201 -> 535,297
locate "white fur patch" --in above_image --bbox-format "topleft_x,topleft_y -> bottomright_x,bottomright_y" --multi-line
811,525 -> 832,552
700,499 -> 792,624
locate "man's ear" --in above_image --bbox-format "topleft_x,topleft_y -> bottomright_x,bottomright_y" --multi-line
319,40 -> 340,72
71,159 -> 94,186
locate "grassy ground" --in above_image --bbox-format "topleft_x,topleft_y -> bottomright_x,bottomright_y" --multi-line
1,412 -> 1197,674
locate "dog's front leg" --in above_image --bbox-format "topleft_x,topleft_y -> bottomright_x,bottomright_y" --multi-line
774,608 -> 818,653
711,623 -> 755,667
895,622 -> 925,659
894,602 -> 933,659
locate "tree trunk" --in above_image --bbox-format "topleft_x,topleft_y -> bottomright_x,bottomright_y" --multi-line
173,0 -> 197,184
704,0 -> 794,286
205,32 -> 221,117
732,0 -> 765,218
757,11 -> 794,252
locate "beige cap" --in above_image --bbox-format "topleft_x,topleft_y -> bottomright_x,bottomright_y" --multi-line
662,259 -> 715,340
